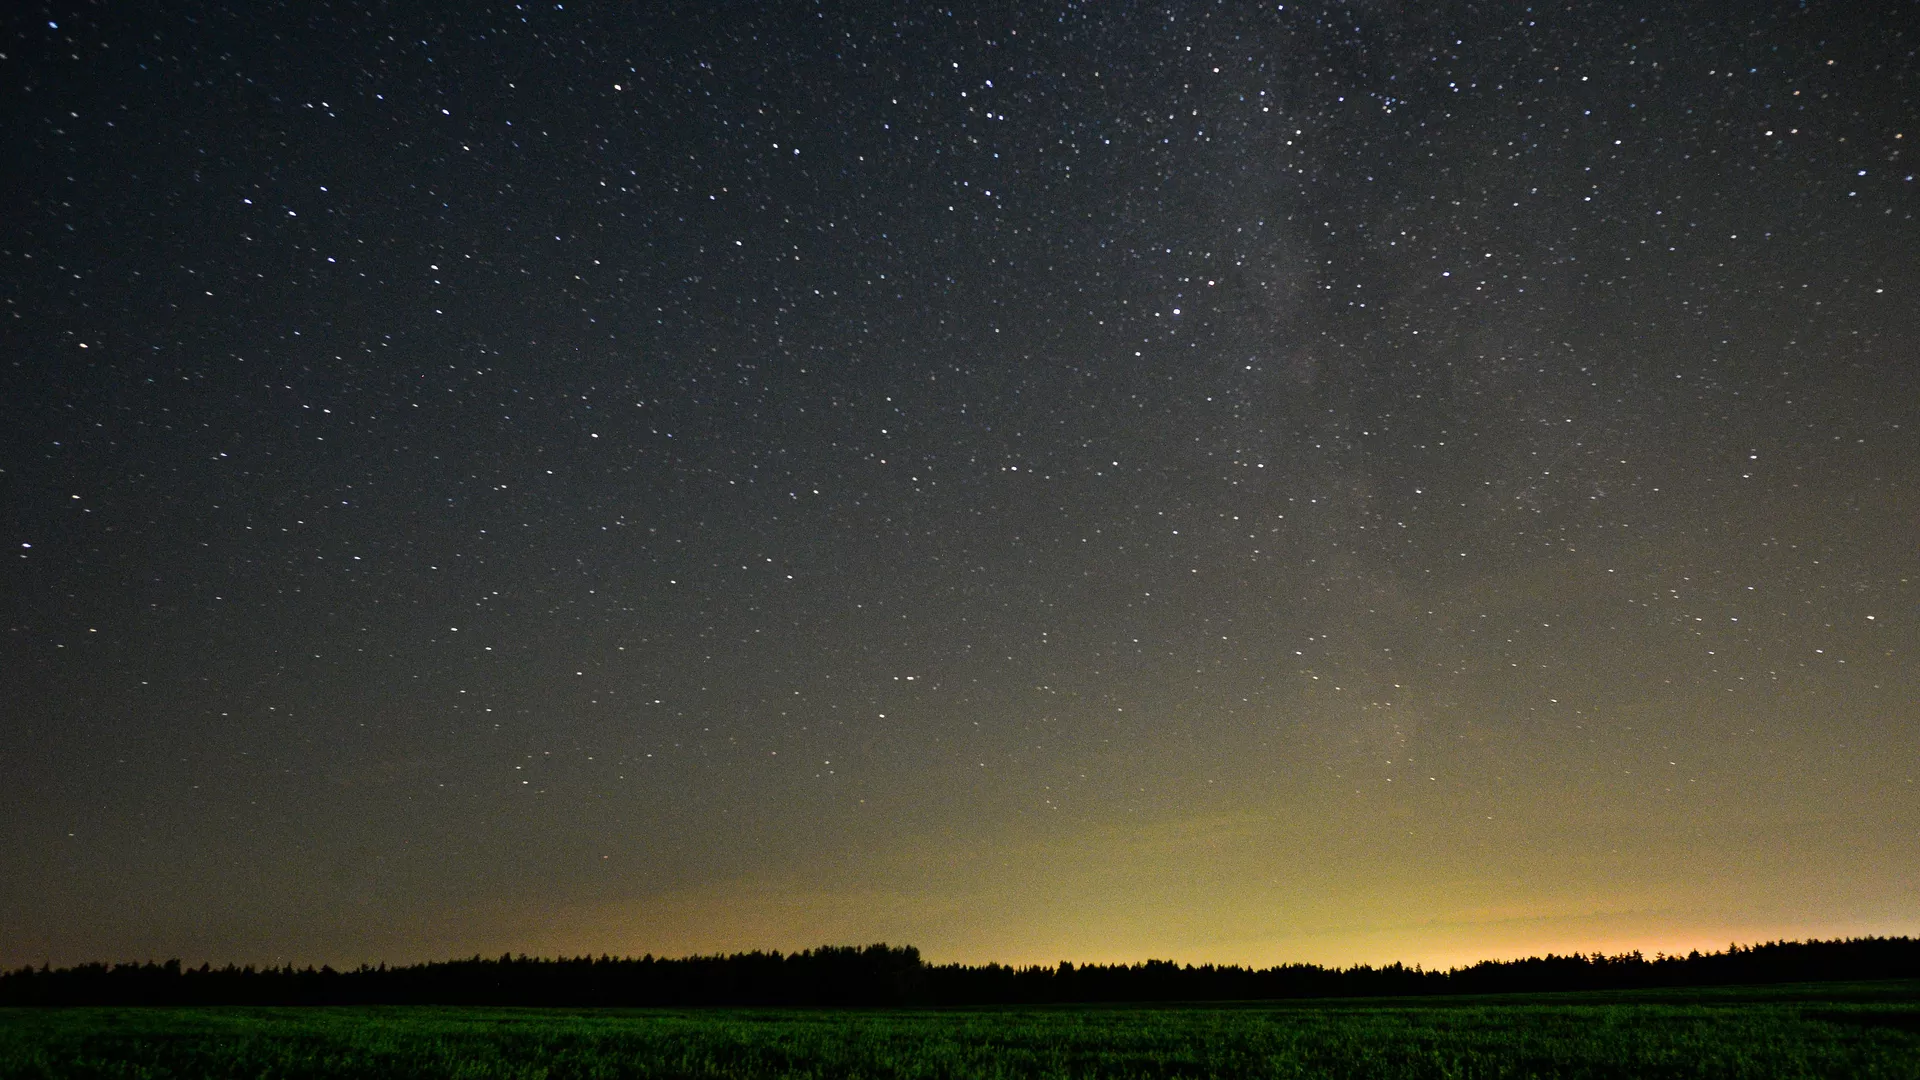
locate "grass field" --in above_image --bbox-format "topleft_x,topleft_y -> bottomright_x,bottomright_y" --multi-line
3,982 -> 1918,1078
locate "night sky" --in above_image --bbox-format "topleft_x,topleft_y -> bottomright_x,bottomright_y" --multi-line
4,1 -> 1916,971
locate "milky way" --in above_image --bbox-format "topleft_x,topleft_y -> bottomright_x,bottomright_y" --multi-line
4,2 -> 1915,968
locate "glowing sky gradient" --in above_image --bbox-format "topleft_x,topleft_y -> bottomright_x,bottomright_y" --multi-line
4,1 -> 1915,970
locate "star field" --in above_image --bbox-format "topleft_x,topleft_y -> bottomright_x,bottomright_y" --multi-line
3,1 -> 1916,968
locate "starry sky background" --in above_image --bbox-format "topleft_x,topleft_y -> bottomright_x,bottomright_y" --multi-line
3,0 -> 1916,970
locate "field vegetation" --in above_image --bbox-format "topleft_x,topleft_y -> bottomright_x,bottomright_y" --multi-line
3,981 -> 1918,1079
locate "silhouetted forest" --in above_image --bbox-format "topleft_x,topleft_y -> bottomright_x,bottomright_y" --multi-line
4,938 -> 1917,1006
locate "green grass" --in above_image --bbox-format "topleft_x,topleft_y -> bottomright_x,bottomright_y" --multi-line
3,982 -> 1918,1078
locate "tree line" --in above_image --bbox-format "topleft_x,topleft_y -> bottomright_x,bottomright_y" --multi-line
3,937 -> 1916,1006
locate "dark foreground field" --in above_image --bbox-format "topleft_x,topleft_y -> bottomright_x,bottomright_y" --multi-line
3,982 -> 1918,1079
